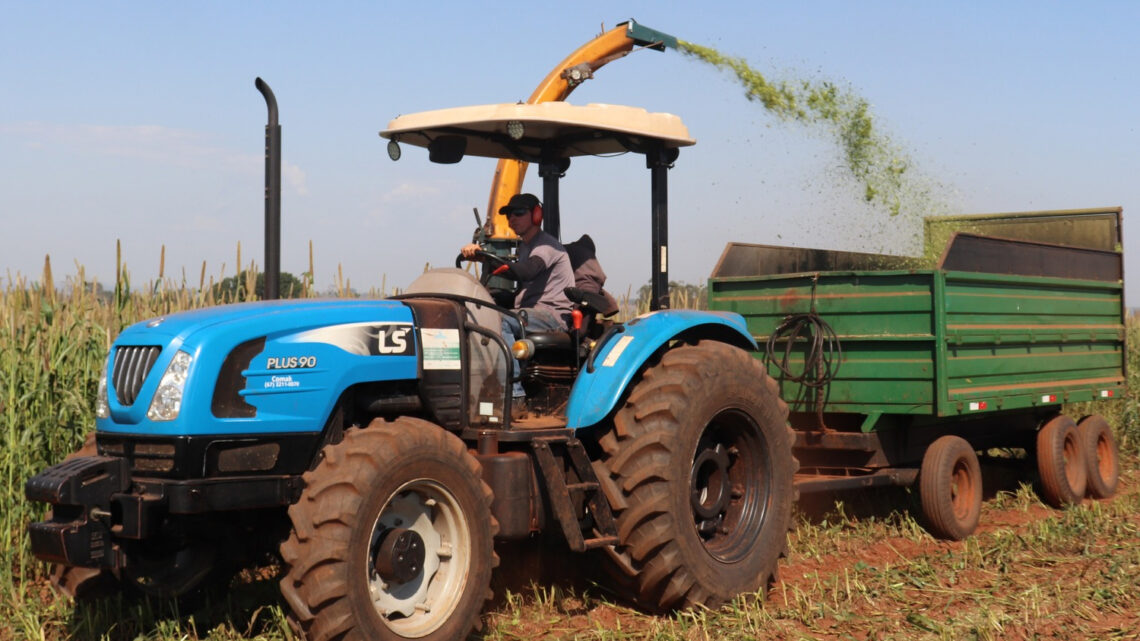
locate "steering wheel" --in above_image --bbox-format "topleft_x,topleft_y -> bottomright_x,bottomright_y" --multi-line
455,249 -> 513,290
454,249 -> 510,270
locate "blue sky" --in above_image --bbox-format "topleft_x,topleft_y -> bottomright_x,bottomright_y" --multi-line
2,2 -> 1138,303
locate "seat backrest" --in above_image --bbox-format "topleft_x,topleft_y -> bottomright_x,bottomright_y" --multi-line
565,287 -> 619,318
564,234 -> 618,317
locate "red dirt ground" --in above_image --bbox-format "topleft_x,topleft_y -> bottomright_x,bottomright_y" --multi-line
485,464 -> 1140,640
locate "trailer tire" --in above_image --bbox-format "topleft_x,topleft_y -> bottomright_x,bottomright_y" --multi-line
918,435 -> 982,540
1036,415 -> 1087,508
1078,415 -> 1119,499
48,433 -> 123,600
280,417 -> 497,641
598,341 -> 794,611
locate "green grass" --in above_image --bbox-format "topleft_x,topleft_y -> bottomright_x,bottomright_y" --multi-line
2,258 -> 1137,640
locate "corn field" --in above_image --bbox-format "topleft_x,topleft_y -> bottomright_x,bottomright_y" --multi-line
1,255 -> 1136,640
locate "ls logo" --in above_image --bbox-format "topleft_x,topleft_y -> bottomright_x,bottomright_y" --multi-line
376,326 -> 413,355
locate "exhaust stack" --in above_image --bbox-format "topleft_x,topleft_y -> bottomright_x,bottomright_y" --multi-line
255,77 -> 281,300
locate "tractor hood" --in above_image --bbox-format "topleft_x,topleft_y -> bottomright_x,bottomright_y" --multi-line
118,299 -> 412,346
102,299 -> 418,437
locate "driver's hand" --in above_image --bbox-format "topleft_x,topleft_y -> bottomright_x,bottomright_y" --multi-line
460,243 -> 482,258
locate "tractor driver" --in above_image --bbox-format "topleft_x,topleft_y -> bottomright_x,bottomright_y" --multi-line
460,192 -> 574,403
460,192 -> 574,331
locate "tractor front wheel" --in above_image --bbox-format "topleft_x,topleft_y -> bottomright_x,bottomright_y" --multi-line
598,341 -> 794,611
280,417 -> 497,641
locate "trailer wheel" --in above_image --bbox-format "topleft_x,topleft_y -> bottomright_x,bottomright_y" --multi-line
1036,415 -> 1087,508
598,341 -> 794,611
1078,415 -> 1119,499
48,433 -> 122,600
280,417 -> 497,641
918,435 -> 982,540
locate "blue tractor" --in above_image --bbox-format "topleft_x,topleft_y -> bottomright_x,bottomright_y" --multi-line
27,101 -> 795,640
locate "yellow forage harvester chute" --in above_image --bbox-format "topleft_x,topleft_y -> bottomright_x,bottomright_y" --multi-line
485,19 -> 677,239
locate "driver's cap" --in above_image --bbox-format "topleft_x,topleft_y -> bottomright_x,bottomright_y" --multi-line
499,193 -> 540,215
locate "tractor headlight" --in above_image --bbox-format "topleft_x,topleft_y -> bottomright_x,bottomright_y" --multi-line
147,350 -> 192,421
95,353 -> 110,419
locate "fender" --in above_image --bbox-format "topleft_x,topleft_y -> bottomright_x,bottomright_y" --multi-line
564,310 -> 758,429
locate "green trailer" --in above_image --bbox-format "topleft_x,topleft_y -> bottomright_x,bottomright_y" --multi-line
708,208 -> 1126,539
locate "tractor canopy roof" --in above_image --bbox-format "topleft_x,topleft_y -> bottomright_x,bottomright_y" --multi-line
380,102 -> 694,163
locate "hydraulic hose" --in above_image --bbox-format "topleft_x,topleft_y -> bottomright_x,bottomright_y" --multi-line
764,311 -> 842,430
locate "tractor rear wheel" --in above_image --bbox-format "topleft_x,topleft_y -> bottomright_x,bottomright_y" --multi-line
1078,415 -> 1120,499
280,417 -> 498,641
598,341 -> 794,611
918,435 -> 982,540
1036,415 -> 1087,508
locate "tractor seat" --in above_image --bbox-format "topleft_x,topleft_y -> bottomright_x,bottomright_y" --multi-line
522,287 -> 618,356
517,228 -> 621,358
565,287 -> 619,318
526,330 -> 575,352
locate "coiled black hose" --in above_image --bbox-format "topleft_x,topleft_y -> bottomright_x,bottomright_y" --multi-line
765,313 -> 842,388
765,312 -> 842,429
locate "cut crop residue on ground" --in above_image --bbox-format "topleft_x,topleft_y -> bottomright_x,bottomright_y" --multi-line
484,463 -> 1140,641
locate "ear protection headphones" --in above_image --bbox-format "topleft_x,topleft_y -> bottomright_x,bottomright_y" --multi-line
531,204 -> 543,226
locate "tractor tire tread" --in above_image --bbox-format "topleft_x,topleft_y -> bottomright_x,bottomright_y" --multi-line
599,341 -> 794,612
279,417 -> 497,641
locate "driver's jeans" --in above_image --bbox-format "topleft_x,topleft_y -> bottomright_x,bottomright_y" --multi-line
502,307 -> 566,399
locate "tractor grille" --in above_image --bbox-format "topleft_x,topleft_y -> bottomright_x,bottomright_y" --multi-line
112,346 -> 162,406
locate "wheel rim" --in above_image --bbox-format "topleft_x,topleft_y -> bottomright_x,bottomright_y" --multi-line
1063,433 -> 1081,488
1096,432 -> 1115,480
950,458 -> 975,521
367,479 -> 471,638
688,408 -> 771,563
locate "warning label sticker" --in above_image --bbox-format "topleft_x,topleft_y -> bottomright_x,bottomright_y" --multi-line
421,329 -> 461,370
